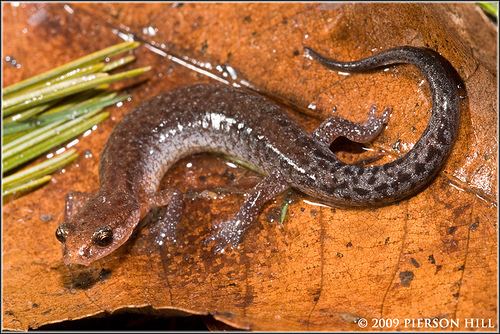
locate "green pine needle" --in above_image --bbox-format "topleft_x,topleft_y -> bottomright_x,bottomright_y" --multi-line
3,93 -> 127,135
3,149 -> 78,191
3,111 -> 109,173
2,41 -> 140,95
102,55 -> 136,72
2,175 -> 53,197
2,41 -> 150,198
280,201 -> 290,225
478,2 -> 498,17
3,104 -> 52,124
2,67 -> 150,114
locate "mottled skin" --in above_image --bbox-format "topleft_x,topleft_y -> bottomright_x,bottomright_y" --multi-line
56,46 -> 461,265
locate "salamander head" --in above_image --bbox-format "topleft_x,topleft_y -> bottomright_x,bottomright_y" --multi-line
56,193 -> 140,266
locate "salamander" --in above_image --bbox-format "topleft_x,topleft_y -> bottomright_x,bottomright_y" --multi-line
56,46 -> 462,266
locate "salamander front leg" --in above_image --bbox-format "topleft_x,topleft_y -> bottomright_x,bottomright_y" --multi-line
147,189 -> 184,247
205,172 -> 289,254
313,105 -> 391,145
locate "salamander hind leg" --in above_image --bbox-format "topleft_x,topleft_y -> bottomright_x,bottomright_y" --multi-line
313,105 -> 391,145
205,172 -> 289,254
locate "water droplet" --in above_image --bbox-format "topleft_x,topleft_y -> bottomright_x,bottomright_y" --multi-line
40,214 -> 53,223
84,150 -> 93,159
5,55 -> 21,68
224,65 -> 238,80
66,138 -> 79,148
307,102 -> 317,110
28,8 -> 48,27
63,4 -> 74,14
142,25 -> 158,36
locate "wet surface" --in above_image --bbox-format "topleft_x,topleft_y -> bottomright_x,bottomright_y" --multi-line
2,2 -> 498,331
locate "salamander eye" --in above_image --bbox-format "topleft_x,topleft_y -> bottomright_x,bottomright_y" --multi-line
55,224 -> 69,243
92,226 -> 113,247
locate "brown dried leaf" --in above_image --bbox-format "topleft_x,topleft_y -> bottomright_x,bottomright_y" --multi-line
2,3 -> 497,331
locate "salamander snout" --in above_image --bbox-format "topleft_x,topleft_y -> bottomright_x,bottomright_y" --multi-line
58,224 -> 117,266
56,224 -> 114,247
57,192 -> 141,266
